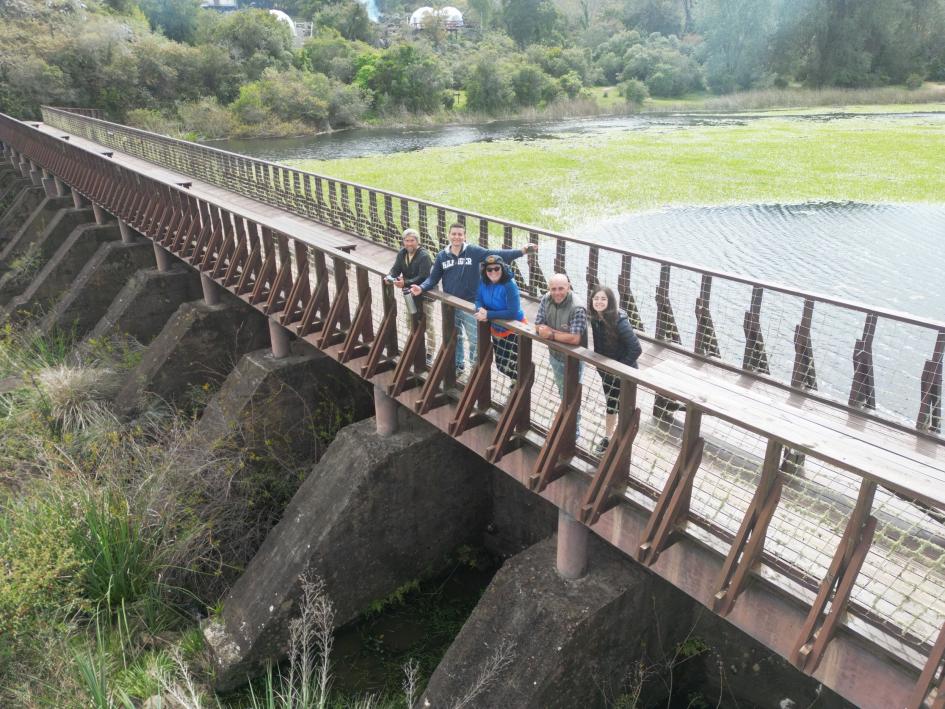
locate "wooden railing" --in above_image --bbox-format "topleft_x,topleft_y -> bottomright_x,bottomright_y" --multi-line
3,112 -> 945,708
38,106 -> 945,441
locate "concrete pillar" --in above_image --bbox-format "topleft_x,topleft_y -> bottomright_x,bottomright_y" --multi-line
118,220 -> 134,244
153,243 -> 171,272
555,509 -> 588,580
19,158 -> 30,178
91,203 -> 106,225
268,319 -> 291,359
72,191 -> 86,209
29,161 -> 42,186
201,273 -> 220,306
374,384 -> 399,437
53,176 -> 67,197
42,177 -> 58,199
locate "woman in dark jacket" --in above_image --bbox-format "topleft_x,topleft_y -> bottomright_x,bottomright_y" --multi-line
474,254 -> 525,380
589,286 -> 642,453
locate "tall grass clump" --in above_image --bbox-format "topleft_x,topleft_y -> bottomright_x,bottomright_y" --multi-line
0,323 -> 73,379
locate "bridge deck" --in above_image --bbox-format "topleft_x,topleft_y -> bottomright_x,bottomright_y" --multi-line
8,116 -> 945,707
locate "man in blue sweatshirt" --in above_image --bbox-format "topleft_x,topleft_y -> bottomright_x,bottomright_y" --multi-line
410,222 -> 537,372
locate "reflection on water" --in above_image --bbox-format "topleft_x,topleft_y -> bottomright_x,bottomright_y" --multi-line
576,202 -> 945,425
580,201 -> 945,320
205,111 -> 945,163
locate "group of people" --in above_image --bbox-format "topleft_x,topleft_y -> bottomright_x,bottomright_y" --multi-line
387,223 -> 642,454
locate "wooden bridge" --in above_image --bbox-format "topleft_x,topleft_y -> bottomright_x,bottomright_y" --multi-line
1,107 -> 944,708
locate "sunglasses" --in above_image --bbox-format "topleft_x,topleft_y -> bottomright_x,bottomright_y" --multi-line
485,266 -> 502,273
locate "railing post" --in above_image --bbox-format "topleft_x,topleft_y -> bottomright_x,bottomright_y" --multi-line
556,509 -> 588,580
374,383 -> 399,437
153,243 -> 171,272
269,319 -> 291,359
201,273 -> 220,306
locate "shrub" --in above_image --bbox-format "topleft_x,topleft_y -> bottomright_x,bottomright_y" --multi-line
177,97 -> 237,140
906,73 -> 924,90
0,485 -> 85,653
620,78 -> 649,106
230,82 -> 270,125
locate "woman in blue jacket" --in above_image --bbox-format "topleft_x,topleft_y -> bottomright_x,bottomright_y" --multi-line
590,286 -> 643,454
474,255 -> 526,380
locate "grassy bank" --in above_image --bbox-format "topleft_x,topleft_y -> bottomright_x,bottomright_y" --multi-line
290,115 -> 945,230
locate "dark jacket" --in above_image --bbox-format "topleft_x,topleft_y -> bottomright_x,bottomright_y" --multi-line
590,311 -> 642,368
388,246 -> 432,286
419,243 -> 526,301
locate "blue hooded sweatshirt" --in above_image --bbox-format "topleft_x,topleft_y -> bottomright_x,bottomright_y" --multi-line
475,256 -> 525,336
418,243 -> 526,302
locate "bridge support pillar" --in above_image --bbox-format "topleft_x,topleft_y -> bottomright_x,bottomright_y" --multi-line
268,319 -> 291,359
29,161 -> 42,186
53,176 -> 66,197
374,383 -> 399,436
91,203 -> 107,225
153,243 -> 171,272
42,177 -> 58,199
201,273 -> 220,306
118,220 -> 134,244
555,509 -> 588,580
71,190 -> 86,209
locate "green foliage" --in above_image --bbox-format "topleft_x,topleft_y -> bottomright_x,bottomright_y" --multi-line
621,0 -> 685,35
502,0 -> 564,46
465,53 -> 516,114
621,33 -> 702,97
365,579 -> 422,616
315,0 -> 377,43
210,8 -> 293,70
138,0 -> 201,44
619,77 -> 649,105
298,30 -> 374,83
365,44 -> 451,114
0,484 -> 86,660
72,488 -> 160,615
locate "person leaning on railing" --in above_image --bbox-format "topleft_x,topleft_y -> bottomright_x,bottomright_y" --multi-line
387,228 -> 436,357
410,222 -> 537,373
589,285 -> 642,455
535,273 -> 588,394
474,255 -> 526,383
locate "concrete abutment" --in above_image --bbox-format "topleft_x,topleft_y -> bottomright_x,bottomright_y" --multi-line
0,206 -> 96,307
113,296 -> 270,416
195,346 -> 374,467
86,265 -> 202,345
39,239 -> 156,340
205,416 -> 496,692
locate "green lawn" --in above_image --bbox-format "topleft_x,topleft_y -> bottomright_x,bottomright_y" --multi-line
290,115 -> 945,231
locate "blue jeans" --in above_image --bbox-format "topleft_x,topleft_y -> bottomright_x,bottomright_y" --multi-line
549,353 -> 584,397
454,309 -> 478,370
550,353 -> 584,434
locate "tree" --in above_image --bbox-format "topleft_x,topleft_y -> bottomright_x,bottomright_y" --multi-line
211,9 -> 294,64
465,54 -> 515,113
139,0 -> 201,44
621,0 -> 684,35
502,0 -> 563,47
364,44 -> 450,113
315,0 -> 376,43
699,0 -> 778,93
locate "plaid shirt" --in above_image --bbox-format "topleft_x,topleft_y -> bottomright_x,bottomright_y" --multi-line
535,297 -> 588,335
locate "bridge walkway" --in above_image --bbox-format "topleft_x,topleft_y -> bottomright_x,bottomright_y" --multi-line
3,111 -> 945,708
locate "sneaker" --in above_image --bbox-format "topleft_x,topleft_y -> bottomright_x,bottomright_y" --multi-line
595,437 -> 610,456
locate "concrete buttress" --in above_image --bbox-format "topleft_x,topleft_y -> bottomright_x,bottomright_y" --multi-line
205,416 -> 492,692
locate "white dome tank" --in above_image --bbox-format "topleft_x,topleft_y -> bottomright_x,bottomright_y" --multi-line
409,6 -> 435,29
